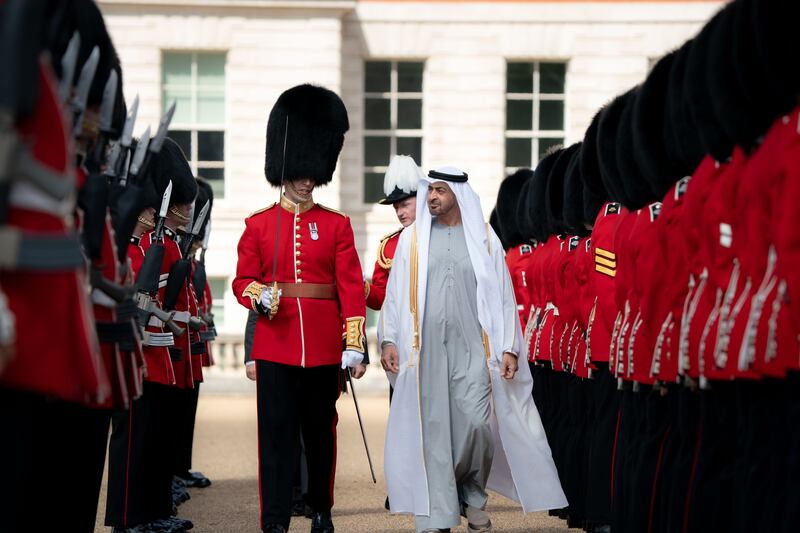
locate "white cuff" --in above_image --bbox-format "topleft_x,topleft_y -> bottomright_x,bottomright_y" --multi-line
245,361 -> 256,366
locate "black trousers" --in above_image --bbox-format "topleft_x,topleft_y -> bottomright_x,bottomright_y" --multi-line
256,360 -> 341,530
174,384 -> 201,474
0,387 -> 110,533
584,365 -> 619,525
106,382 -> 174,527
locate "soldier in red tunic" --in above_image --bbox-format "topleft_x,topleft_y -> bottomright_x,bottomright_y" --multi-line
495,168 -> 534,328
232,84 -> 367,533
366,155 -> 420,311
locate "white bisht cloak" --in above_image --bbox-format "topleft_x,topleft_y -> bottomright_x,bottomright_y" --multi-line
378,176 -> 567,516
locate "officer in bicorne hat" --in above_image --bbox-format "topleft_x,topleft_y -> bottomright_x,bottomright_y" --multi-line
366,154 -> 422,311
233,84 -> 368,533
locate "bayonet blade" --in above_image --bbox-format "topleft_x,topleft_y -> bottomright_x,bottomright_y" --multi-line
128,125 -> 150,177
58,32 -> 80,104
121,95 -> 139,149
104,141 -> 121,178
159,181 -> 172,219
71,45 -> 100,135
98,69 -> 118,133
201,219 -> 212,249
149,101 -> 176,154
184,202 -> 196,236
192,200 -> 210,238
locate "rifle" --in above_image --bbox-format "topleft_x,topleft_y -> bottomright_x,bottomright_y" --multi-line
134,181 -> 185,337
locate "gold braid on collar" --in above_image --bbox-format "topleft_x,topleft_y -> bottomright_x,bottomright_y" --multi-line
169,206 -> 191,222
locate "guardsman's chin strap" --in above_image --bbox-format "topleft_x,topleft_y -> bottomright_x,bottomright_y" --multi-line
268,116 -> 289,319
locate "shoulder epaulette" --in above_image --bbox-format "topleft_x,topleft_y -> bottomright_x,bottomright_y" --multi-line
380,228 -> 403,243
377,228 -> 402,269
248,203 -> 276,218
317,204 -> 348,218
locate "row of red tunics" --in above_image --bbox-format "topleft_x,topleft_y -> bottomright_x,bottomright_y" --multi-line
508,106 -> 800,386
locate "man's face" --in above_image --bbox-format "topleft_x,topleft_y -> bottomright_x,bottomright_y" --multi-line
392,196 -> 416,227
427,182 -> 457,217
286,177 -> 315,201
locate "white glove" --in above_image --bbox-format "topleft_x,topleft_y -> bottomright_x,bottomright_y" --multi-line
259,287 -> 282,314
341,349 -> 364,369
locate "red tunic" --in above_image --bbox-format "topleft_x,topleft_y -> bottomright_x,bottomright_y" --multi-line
586,202 -> 627,366
759,109 -> 800,374
505,243 -> 535,328
232,196 -> 367,367
366,229 -> 401,311
0,62 -> 107,406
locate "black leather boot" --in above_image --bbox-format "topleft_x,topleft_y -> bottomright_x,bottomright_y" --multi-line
310,510 -> 334,533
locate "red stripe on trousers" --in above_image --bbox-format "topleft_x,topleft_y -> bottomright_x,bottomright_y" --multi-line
682,422 -> 703,533
256,376 -> 264,527
124,401 -> 133,526
610,406 -> 622,504
647,425 -> 671,533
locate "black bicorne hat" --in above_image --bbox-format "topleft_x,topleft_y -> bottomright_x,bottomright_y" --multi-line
264,84 -> 349,187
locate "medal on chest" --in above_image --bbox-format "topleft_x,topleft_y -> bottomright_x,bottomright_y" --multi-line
309,222 -> 319,241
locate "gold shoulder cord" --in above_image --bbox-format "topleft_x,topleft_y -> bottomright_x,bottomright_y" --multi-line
409,226 -> 420,366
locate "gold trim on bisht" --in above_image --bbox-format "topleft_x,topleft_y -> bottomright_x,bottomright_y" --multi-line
409,226 -> 420,366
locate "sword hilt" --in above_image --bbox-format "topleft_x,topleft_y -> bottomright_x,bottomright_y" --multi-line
268,281 -> 280,320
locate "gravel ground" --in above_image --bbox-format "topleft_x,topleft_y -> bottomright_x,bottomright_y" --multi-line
96,391 -> 568,533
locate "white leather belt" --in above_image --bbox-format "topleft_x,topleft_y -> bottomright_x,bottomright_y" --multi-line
143,331 -> 174,347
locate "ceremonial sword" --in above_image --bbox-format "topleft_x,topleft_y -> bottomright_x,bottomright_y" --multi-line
346,369 -> 377,484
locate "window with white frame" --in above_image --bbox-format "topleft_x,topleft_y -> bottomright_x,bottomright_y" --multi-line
505,61 -> 567,171
363,60 -> 424,203
162,52 -> 226,199
208,277 -> 227,330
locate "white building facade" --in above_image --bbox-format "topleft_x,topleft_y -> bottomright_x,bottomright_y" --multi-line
99,0 -> 723,347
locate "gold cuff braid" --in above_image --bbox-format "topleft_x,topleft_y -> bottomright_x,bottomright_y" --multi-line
242,281 -> 265,312
344,316 -> 366,352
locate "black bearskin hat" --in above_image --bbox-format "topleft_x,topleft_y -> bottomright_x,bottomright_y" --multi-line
684,8 -> 734,162
545,143 -> 579,236
264,84 -> 349,187
129,138 -> 160,211
497,168 -> 533,248
580,110 -> 608,225
597,92 -> 633,205
665,40 -> 704,172
489,208 -> 509,251
563,143 -> 589,236
732,0 -> 787,147
526,148 -> 562,243
706,1 -> 765,152
633,50 -> 684,199
752,0 -> 800,116
516,178 -> 533,242
149,137 -> 197,209
616,87 -> 656,210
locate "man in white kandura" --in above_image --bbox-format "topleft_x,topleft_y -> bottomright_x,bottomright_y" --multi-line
379,166 -> 567,533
